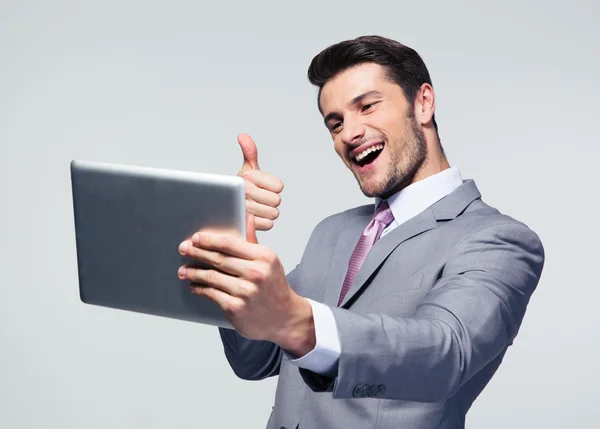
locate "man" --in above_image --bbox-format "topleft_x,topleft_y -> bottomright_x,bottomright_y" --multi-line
177,36 -> 545,429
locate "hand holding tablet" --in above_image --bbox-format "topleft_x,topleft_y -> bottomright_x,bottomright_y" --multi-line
176,214 -> 310,347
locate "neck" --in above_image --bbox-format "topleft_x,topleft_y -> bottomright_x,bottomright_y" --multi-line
412,137 -> 449,184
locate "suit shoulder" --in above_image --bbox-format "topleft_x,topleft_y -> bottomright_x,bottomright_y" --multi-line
455,199 -> 544,249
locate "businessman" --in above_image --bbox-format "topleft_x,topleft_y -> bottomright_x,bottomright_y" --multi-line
177,36 -> 545,429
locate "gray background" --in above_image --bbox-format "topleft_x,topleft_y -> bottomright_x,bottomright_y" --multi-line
1,0 -> 598,427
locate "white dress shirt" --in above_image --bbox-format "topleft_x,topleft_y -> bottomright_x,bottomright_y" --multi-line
283,166 -> 464,376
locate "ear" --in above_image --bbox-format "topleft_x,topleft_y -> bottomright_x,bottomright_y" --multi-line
414,83 -> 436,126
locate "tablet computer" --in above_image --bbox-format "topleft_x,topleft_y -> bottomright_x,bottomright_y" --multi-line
70,159 -> 245,328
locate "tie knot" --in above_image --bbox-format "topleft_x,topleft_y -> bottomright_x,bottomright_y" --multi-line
374,200 -> 394,225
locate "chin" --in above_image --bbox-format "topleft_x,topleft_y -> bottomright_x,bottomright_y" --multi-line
358,180 -> 386,198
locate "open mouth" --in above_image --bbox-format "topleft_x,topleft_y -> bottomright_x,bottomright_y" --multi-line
352,143 -> 384,168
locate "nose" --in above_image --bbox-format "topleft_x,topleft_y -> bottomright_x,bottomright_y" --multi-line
340,117 -> 366,147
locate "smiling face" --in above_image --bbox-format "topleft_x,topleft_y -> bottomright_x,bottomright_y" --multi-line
320,63 -> 427,198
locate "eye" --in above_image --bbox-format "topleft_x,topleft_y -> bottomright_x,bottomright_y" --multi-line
361,103 -> 374,112
331,122 -> 342,131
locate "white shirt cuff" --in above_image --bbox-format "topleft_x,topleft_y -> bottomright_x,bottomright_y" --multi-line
283,298 -> 341,377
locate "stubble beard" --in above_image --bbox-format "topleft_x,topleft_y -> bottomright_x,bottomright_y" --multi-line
357,116 -> 427,199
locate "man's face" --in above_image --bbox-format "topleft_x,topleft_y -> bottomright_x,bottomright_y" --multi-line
319,63 -> 426,198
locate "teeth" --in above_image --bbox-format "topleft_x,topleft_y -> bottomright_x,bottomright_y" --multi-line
354,144 -> 384,161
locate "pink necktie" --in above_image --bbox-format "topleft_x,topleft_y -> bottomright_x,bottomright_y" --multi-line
337,201 -> 395,306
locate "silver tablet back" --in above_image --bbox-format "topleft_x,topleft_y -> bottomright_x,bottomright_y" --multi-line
70,160 -> 246,328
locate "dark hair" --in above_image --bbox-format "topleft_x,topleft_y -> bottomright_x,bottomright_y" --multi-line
308,35 -> 439,136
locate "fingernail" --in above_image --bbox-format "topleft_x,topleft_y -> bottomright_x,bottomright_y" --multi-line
179,242 -> 189,253
178,267 -> 187,277
192,233 -> 200,244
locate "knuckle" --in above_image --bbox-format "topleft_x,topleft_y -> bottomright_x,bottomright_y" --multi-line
246,283 -> 258,298
238,283 -> 256,300
212,252 -> 227,268
224,299 -> 243,315
248,265 -> 266,283
245,179 -> 258,194
205,269 -> 218,284
235,287 -> 248,300
232,300 -> 244,313
194,286 -> 207,298
221,301 -> 233,314
263,250 -> 277,265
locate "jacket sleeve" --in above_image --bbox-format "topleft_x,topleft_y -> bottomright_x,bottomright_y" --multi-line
218,266 -> 300,380
298,222 -> 545,402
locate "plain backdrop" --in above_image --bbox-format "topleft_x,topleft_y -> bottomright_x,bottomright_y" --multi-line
1,0 -> 598,428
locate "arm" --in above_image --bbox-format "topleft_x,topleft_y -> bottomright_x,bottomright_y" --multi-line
299,222 -> 545,402
218,328 -> 282,380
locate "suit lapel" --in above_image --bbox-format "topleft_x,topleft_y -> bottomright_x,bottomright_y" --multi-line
337,179 -> 482,308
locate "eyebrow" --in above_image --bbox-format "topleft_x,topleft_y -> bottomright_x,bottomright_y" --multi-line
323,90 -> 384,127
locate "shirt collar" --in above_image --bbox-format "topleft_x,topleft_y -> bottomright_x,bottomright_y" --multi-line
375,166 -> 464,226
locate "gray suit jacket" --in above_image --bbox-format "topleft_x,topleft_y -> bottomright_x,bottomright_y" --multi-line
219,180 -> 545,429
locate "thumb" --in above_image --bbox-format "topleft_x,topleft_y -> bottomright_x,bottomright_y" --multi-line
237,133 -> 260,171
246,213 -> 258,244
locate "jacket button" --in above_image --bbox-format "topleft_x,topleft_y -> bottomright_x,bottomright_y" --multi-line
377,384 -> 386,396
361,385 -> 370,397
368,385 -> 379,397
352,384 -> 364,398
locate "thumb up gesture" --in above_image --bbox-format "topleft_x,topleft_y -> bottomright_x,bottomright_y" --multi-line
237,134 -> 284,232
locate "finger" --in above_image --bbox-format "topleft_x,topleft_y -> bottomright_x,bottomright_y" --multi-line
179,241 -> 250,276
237,134 -> 259,171
254,217 -> 274,232
241,169 -> 284,194
188,231 -> 265,261
246,213 -> 258,244
188,283 -> 241,314
182,267 -> 249,297
246,199 -> 280,222
244,179 -> 282,208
